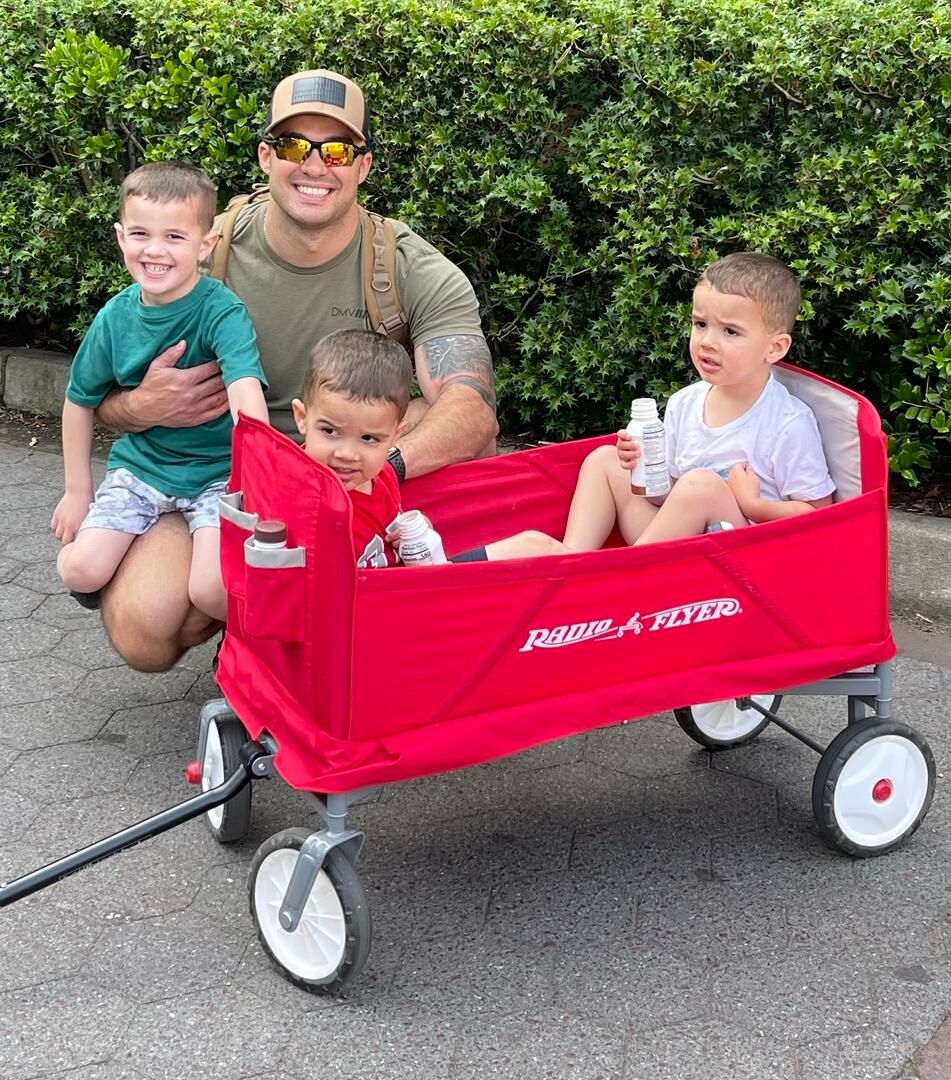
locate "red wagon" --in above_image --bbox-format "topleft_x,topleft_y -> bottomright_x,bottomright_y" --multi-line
1,363 -> 936,994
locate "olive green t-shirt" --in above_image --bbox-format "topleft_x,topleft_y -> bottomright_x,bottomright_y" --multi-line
224,203 -> 485,436
66,276 -> 265,497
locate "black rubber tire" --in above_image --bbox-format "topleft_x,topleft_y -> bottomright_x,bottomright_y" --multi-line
248,828 -> 371,994
812,718 -> 936,858
201,716 -> 252,843
674,695 -> 781,749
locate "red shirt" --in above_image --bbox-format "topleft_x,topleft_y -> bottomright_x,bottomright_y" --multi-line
350,463 -> 401,568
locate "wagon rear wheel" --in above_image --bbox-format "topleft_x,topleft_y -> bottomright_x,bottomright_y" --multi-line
201,715 -> 252,843
812,718 -> 935,857
674,695 -> 780,749
249,828 -> 371,994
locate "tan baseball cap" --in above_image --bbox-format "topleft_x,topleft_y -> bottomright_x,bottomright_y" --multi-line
265,69 -> 371,145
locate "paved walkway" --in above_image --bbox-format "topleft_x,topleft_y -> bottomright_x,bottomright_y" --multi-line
0,439 -> 949,1080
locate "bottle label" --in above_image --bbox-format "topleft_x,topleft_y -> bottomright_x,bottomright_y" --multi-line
630,420 -> 670,496
400,540 -> 436,565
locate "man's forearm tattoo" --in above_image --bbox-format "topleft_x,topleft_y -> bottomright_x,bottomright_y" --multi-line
421,335 -> 497,412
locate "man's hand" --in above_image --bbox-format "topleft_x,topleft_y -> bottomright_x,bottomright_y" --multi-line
727,462 -> 762,516
616,430 -> 640,471
97,340 -> 229,432
51,489 -> 92,544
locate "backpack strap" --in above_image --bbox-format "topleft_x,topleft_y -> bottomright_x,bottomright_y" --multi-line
208,185 -> 270,281
359,207 -> 411,351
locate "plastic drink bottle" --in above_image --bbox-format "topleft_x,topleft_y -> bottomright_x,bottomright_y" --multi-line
252,520 -> 287,549
627,398 -> 670,497
396,510 -> 448,565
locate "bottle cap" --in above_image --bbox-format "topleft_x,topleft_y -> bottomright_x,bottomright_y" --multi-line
254,520 -> 287,545
630,397 -> 659,421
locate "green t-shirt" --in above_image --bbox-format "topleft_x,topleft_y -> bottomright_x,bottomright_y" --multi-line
66,275 -> 266,497
224,204 -> 485,436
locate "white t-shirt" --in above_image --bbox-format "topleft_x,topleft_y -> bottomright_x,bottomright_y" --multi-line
664,375 -> 836,503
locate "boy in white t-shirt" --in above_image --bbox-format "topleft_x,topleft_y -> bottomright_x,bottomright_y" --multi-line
561,252 -> 835,549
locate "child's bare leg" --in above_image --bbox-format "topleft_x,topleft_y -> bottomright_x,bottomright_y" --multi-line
484,530 -> 569,561
188,527 -> 226,621
563,445 -> 659,549
635,469 -> 747,546
57,528 -> 136,594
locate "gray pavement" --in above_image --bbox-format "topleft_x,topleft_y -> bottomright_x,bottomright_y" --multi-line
0,438 -> 950,1080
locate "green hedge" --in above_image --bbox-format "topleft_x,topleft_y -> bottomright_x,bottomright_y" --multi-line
2,0 -> 949,481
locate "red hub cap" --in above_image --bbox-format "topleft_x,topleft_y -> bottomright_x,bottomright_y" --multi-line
872,778 -> 893,802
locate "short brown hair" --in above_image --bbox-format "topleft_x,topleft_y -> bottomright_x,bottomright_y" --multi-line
118,162 -> 218,231
302,330 -> 413,417
698,252 -> 801,333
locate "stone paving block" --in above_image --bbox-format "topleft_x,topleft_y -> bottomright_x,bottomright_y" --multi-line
571,821 -> 713,888
33,590 -> 103,629
0,901 -> 103,993
0,581 -> 45,619
115,986 -> 297,1080
0,555 -> 21,582
709,824 -> 855,885
0,785 -> 42,843
894,657 -> 951,698
0,615 -> 62,660
3,528 -> 65,562
583,716 -> 712,779
0,653 -> 86,704
44,1065 -> 147,1080
366,862 -> 495,943
622,1021 -> 797,1080
0,452 -> 62,486
0,504 -> 62,537
784,877 -> 947,961
795,1025 -> 918,1080
389,931 -> 557,1014
487,731 -> 588,771
487,867 -> 636,946
184,669 -> 220,703
5,739 -> 139,802
641,767 -> 778,836
448,1011 -> 626,1080
174,633 -> 220,672
75,663 -> 199,709
0,480 -> 61,510
86,906 -> 253,1004
705,947 -> 875,1043
632,882 -> 788,957
0,976 -> 137,1080
11,559 -> 69,595
0,744 -> 18,777
553,944 -> 713,1027
1,695 -> 111,750
50,624 -> 126,669
278,1007 -> 457,1080
871,958 -> 951,1048
101,699 -> 200,755
46,837 -> 209,923
424,809 -> 573,880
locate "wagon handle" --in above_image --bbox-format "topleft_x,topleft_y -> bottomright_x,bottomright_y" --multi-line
0,740 -> 271,908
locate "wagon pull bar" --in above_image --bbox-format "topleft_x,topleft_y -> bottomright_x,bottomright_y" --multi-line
0,740 -> 271,909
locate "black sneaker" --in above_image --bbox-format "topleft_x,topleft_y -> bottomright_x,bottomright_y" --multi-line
69,590 -> 101,611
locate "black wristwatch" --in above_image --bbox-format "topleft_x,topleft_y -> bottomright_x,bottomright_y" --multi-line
387,447 -> 406,483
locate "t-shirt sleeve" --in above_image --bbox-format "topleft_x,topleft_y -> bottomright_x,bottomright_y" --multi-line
396,236 -> 485,348
662,388 -> 688,480
65,309 -> 117,408
206,300 -> 268,389
771,410 -> 837,502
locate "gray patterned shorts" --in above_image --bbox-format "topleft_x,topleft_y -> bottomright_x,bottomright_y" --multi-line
79,468 -> 228,536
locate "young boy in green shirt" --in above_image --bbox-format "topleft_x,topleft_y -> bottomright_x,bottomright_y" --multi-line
51,161 -> 268,621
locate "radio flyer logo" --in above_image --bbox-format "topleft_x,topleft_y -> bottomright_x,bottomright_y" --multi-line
518,597 -> 742,653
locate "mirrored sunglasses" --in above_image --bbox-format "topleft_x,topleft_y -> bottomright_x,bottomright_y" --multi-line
262,135 -> 369,168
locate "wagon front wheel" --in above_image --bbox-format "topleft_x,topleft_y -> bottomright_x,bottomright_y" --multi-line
812,718 -> 935,858
249,828 -> 371,994
201,715 -> 252,843
674,695 -> 780,749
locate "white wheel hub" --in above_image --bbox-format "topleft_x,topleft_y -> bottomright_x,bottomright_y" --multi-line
833,734 -> 930,848
690,696 -> 773,741
254,849 -> 346,982
202,721 -> 225,830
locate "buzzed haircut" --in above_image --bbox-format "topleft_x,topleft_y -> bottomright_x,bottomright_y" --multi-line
302,330 -> 413,418
698,252 -> 801,333
118,161 -> 218,231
